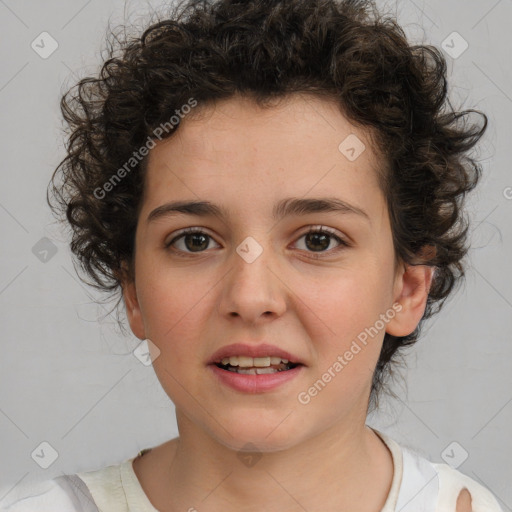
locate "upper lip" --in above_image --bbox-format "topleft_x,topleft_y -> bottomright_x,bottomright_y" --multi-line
207,343 -> 305,365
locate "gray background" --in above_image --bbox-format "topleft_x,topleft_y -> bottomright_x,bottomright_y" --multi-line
0,0 -> 510,508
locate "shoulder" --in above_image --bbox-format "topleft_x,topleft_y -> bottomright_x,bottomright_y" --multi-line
388,437 -> 503,512
75,460 -> 128,511
0,474 -> 96,512
432,462 -> 504,512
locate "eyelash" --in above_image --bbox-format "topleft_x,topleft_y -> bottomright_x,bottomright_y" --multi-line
164,226 -> 350,259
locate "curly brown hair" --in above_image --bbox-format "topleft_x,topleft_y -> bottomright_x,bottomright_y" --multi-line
48,0 -> 487,412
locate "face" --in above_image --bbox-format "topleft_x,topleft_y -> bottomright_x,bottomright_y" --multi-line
123,93 -> 432,452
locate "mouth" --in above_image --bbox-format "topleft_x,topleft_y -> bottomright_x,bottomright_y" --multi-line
213,357 -> 302,375
209,356 -> 305,393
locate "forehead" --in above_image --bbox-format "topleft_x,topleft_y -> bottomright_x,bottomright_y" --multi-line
151,93 -> 379,162
142,93 -> 386,222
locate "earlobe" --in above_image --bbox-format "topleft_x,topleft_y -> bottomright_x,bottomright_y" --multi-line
122,278 -> 146,340
386,264 -> 435,337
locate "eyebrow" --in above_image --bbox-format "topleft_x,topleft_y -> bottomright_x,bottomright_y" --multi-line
147,197 -> 370,225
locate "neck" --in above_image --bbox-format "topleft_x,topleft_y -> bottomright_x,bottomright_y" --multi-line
155,412 -> 394,512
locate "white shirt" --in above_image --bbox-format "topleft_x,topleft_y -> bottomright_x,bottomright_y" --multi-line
0,428 -> 503,511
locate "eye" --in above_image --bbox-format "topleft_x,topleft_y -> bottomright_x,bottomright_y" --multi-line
164,225 -> 349,258
293,226 -> 349,258
165,227 -> 220,255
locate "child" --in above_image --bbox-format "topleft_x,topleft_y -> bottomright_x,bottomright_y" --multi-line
0,0 -> 502,511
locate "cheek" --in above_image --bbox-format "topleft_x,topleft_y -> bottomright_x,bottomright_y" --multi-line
136,265 -> 211,351
296,266 -> 391,346
297,275 -> 386,390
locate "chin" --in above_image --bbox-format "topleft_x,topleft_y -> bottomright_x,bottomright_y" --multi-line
212,417 -> 307,453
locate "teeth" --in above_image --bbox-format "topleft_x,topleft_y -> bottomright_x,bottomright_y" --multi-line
234,367 -> 279,375
221,356 -> 290,367
253,357 -> 271,367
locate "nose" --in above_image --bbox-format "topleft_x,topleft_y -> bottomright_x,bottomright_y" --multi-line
216,239 -> 287,324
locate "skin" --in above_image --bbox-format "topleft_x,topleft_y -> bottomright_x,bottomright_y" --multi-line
457,489 -> 473,512
122,92 -> 438,512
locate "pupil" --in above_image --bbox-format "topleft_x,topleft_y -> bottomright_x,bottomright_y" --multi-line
185,233 -> 208,251
184,233 -> 330,252
306,233 -> 329,251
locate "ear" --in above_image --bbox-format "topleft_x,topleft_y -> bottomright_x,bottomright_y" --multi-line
118,265 -> 146,340
386,263 -> 435,337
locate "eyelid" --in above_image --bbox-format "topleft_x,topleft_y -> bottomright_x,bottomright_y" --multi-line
164,225 -> 350,256
295,225 -> 350,253
164,227 -> 218,248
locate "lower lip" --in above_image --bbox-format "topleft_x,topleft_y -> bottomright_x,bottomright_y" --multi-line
208,364 -> 304,393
